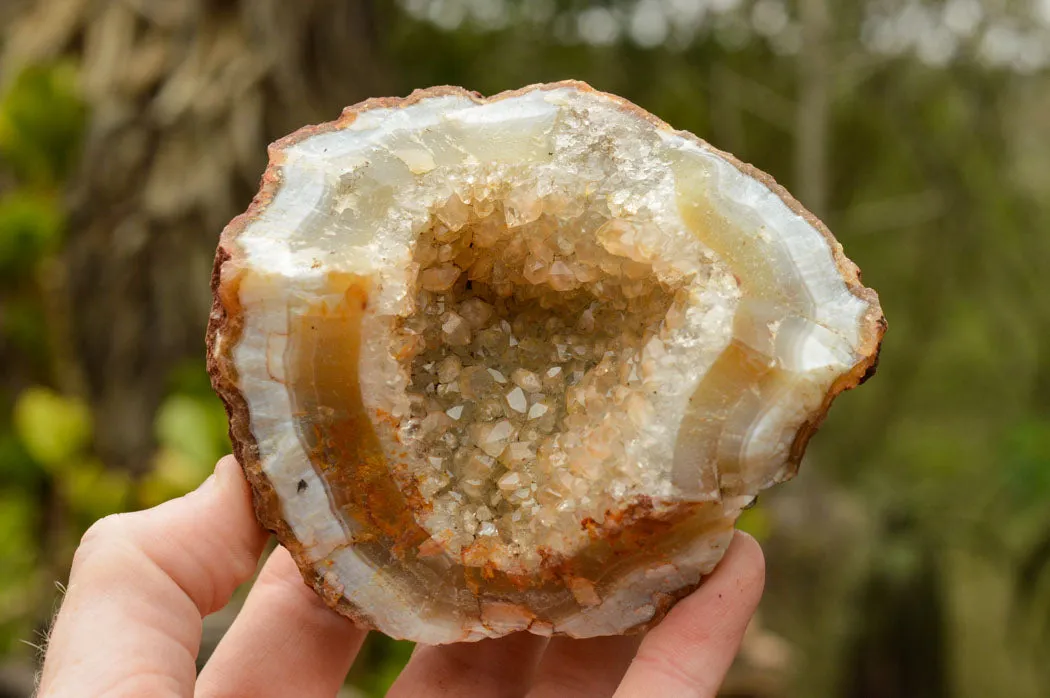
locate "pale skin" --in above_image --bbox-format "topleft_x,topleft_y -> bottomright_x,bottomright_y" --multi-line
38,455 -> 765,698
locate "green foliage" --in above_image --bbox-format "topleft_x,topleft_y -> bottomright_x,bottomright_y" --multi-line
0,5 -> 1048,695
0,298 -> 50,365
166,359 -> 221,398
736,502 -> 772,542
155,393 -> 229,468
350,635 -> 415,697
0,491 -> 38,653
0,190 -> 64,277
139,447 -> 214,508
12,387 -> 92,472
0,60 -> 92,665
0,427 -> 44,490
0,62 -> 86,185
140,362 -> 231,505
61,458 -> 132,527
1000,419 -> 1050,510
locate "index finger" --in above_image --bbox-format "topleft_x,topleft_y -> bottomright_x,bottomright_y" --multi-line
38,455 -> 269,697
614,532 -> 765,698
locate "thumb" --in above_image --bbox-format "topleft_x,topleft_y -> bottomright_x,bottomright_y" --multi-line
38,455 -> 269,697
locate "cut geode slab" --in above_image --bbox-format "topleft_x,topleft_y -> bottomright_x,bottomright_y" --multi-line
207,81 -> 884,644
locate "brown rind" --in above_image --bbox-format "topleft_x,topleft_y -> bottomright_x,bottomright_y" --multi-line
205,81 -> 885,637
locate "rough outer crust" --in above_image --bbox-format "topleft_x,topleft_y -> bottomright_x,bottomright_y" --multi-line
206,81 -> 886,636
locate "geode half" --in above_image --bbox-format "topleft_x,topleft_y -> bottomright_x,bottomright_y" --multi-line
207,81 -> 884,644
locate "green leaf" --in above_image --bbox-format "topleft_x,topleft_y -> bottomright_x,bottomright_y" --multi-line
12,386 -> 92,470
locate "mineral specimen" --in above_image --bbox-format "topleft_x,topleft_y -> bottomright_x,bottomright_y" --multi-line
206,81 -> 885,644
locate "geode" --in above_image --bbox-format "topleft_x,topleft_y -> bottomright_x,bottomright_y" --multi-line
207,81 -> 884,644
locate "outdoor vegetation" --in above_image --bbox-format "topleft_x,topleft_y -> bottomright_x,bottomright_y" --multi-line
1,1 -> 1048,696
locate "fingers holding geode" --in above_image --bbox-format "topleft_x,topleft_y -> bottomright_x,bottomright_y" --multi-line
37,455 -> 268,697
613,532 -> 765,698
387,632 -> 548,698
196,546 -> 367,698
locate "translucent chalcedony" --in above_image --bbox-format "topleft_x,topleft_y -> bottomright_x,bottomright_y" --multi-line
207,82 -> 885,644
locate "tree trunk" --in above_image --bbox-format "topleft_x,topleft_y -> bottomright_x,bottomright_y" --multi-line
2,0 -> 393,471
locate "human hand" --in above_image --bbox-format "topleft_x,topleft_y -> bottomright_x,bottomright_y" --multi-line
38,455 -> 765,698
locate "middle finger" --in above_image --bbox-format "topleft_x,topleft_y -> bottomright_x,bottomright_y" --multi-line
528,635 -> 643,697
388,631 -> 548,698
196,546 -> 368,698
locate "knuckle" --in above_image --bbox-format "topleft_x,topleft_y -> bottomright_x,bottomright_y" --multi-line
72,513 -> 137,570
99,671 -> 184,698
81,512 -> 125,541
79,513 -> 128,548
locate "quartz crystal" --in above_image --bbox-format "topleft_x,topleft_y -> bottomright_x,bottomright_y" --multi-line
207,82 -> 885,644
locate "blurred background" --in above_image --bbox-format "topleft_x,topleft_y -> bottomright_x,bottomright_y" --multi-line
0,0 -> 1048,695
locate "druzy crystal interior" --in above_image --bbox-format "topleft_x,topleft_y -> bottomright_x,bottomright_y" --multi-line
207,82 -> 884,644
